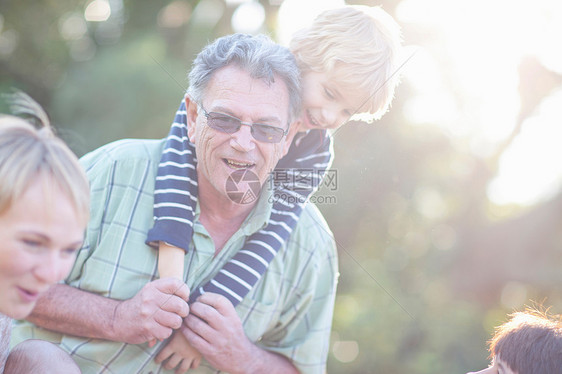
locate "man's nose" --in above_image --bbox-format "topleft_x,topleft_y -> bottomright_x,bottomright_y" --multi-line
230,123 -> 255,152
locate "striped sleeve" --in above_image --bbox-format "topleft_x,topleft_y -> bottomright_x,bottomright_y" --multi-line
146,99 -> 198,252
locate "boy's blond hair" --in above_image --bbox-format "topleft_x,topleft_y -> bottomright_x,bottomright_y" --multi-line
290,5 -> 402,122
0,92 -> 89,224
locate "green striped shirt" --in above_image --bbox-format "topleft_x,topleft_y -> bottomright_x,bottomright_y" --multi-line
11,138 -> 338,374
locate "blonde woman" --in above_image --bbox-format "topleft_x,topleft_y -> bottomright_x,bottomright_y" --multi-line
0,93 -> 89,373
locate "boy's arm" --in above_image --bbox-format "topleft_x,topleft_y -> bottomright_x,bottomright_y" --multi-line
147,99 -> 198,252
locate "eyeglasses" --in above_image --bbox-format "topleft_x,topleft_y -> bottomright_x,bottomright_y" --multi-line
199,105 -> 288,144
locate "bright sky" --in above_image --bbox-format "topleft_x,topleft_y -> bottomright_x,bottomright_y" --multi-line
276,0 -> 345,45
276,0 -> 562,207
394,0 -> 562,206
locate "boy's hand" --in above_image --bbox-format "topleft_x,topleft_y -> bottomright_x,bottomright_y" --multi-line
155,331 -> 202,373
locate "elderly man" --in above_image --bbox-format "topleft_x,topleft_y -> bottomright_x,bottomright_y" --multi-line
11,33 -> 338,374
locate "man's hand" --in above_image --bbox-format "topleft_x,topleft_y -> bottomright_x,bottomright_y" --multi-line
180,293 -> 257,374
113,277 -> 190,344
154,330 -> 202,374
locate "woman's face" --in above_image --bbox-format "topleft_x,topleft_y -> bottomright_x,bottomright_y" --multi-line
0,178 -> 86,319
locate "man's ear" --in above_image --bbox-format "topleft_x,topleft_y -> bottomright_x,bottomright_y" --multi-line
281,120 -> 300,157
185,95 -> 199,143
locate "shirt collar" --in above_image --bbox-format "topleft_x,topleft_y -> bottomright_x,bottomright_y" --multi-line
193,177 -> 273,236
240,178 -> 274,234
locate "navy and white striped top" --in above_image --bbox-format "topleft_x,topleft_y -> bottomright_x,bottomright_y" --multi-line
146,98 -> 333,305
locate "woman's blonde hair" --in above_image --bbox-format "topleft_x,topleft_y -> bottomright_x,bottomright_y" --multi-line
0,92 -> 89,223
290,5 -> 403,122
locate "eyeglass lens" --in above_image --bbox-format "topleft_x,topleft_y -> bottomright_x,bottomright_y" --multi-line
205,112 -> 285,143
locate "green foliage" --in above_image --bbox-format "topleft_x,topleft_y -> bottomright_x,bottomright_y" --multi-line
50,33 -> 188,155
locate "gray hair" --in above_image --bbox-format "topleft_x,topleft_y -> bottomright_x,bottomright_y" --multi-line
187,33 -> 302,123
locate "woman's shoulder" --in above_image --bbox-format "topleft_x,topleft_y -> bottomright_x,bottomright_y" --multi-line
0,313 -> 12,372
0,313 -> 11,338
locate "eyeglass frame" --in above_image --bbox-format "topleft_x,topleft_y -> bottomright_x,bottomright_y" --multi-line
198,104 -> 289,144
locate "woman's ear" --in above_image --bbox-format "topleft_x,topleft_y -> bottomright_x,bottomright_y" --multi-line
185,95 -> 198,143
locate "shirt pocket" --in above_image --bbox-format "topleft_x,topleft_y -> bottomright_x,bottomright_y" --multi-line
238,297 -> 282,342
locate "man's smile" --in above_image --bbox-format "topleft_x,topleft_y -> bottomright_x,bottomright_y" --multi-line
223,158 -> 255,170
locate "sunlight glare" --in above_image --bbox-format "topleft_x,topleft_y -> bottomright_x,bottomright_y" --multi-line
402,47 -> 460,130
59,12 -> 88,40
397,0 -> 562,205
191,0 -> 225,28
84,0 -> 111,22
231,1 -> 265,34
224,0 -> 251,4
488,89 -> 562,206
332,340 -> 359,363
157,1 -> 191,29
276,0 -> 344,45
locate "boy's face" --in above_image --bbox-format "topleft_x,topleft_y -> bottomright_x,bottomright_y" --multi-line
298,70 -> 367,132
467,357 -> 517,374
